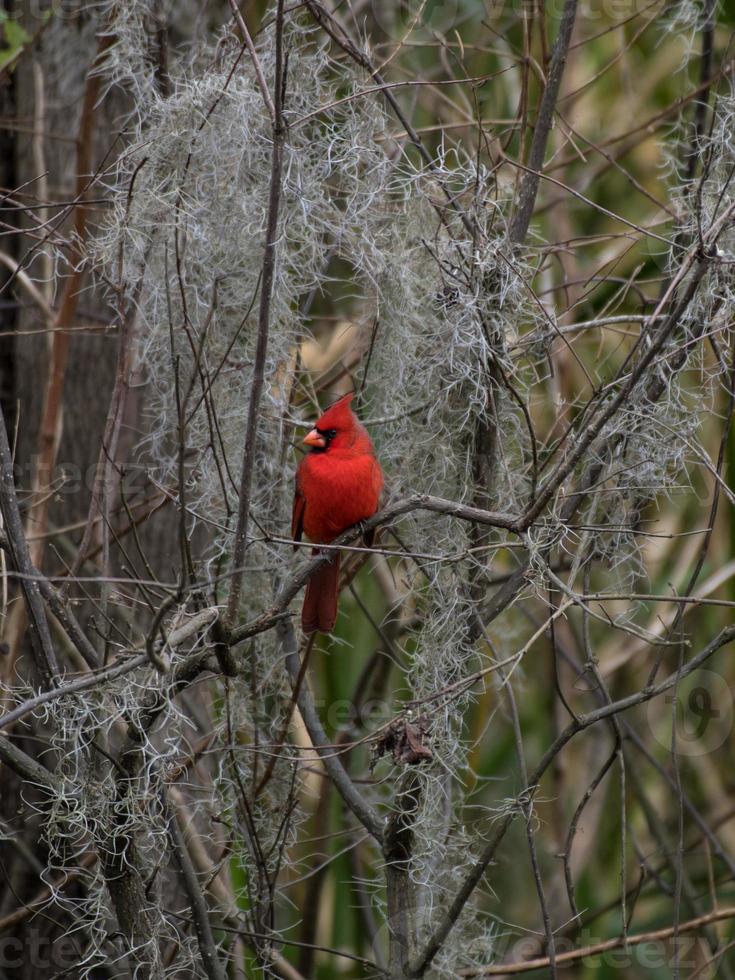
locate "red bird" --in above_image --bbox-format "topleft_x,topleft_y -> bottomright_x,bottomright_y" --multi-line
292,393 -> 384,634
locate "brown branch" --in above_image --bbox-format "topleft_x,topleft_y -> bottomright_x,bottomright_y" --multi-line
64,287 -> 140,589
509,0 -> 579,244
35,573 -> 100,669
227,0 -> 276,122
0,851 -> 97,933
459,905 -> 735,976
99,782 -> 165,980
384,771 -> 421,977
226,0 -> 287,627
278,618 -> 383,840
165,788 -> 227,980
228,494 -> 519,645
28,33 -> 113,572
0,733 -> 56,788
0,404 -> 58,688
0,653 -> 148,732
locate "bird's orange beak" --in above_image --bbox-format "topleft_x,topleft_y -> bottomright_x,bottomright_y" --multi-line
304,428 -> 326,449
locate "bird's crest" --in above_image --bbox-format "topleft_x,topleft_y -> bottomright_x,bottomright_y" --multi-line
314,392 -> 355,431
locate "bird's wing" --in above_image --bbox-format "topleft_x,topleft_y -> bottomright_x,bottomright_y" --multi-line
371,455 -> 385,499
291,486 -> 305,548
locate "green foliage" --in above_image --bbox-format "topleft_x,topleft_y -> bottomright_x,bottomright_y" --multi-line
0,12 -> 30,71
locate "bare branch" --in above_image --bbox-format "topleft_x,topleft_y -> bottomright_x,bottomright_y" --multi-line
278,618 -> 383,840
509,0 -> 579,244
0,404 -> 58,688
226,0 -> 287,628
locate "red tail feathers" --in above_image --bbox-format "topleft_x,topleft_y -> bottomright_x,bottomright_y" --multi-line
302,552 -> 341,634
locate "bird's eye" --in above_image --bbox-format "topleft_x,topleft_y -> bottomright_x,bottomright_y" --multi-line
326,429 -> 337,440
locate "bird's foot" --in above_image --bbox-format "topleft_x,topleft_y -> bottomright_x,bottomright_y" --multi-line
356,520 -> 376,548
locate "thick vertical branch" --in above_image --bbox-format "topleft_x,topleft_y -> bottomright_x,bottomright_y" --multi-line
65,297 -> 139,588
0,404 -> 58,689
278,618 -> 383,840
165,790 -> 227,980
509,0 -> 578,245
384,771 -> 421,980
226,0 -> 286,626
100,747 -> 165,980
684,0 -> 716,182
28,33 -> 113,571
2,35 -> 112,684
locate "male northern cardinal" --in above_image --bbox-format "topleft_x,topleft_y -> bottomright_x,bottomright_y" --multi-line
292,393 -> 384,634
